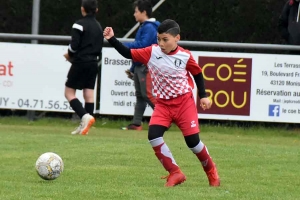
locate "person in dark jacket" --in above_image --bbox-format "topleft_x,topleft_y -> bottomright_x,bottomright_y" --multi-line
122,0 -> 160,130
64,0 -> 103,135
279,0 -> 300,54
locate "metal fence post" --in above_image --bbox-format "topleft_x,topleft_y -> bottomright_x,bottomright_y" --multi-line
27,0 -> 40,121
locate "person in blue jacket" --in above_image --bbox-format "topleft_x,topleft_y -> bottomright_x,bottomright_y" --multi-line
122,0 -> 160,130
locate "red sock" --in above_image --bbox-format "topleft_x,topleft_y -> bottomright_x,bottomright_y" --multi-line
153,143 -> 179,173
195,146 -> 214,172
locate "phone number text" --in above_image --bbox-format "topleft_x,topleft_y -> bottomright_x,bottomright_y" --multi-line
0,98 -> 72,111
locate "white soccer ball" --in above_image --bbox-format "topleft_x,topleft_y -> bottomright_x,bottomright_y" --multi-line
35,152 -> 64,180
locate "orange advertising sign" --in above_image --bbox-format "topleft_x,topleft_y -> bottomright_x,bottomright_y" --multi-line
197,56 -> 252,116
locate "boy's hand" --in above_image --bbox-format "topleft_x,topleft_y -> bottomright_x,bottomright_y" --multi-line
199,97 -> 211,111
125,69 -> 134,80
63,53 -> 72,63
103,27 -> 114,40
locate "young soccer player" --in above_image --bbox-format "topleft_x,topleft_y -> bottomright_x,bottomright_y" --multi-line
103,19 -> 220,187
64,0 -> 103,135
122,0 -> 159,131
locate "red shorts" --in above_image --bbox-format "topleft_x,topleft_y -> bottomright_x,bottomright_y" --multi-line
149,92 -> 199,136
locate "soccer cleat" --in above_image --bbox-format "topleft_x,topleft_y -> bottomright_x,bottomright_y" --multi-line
205,164 -> 220,187
71,122 -> 89,135
80,114 -> 95,135
121,124 -> 142,131
71,123 -> 82,135
161,169 -> 186,187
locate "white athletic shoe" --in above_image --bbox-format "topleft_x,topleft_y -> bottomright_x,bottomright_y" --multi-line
79,114 -> 95,135
71,122 -> 82,135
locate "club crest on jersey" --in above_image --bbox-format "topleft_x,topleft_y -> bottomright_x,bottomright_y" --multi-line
174,58 -> 182,68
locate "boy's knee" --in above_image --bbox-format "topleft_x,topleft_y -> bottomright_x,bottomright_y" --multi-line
184,133 -> 200,148
148,125 -> 167,140
83,89 -> 94,102
64,88 -> 76,101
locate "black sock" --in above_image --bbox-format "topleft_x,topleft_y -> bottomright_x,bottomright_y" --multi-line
85,102 -> 94,116
69,98 -> 87,118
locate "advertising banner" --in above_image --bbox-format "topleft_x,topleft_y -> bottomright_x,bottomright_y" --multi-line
194,52 -> 300,123
101,47 -> 300,123
6,43 -> 297,123
0,42 -> 85,112
100,48 -> 153,116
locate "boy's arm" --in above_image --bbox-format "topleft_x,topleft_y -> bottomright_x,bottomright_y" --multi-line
193,73 -> 207,98
194,72 -> 210,110
107,36 -> 133,59
68,23 -> 83,57
104,27 -> 151,64
124,24 -> 157,48
185,53 -> 207,98
186,54 -> 211,110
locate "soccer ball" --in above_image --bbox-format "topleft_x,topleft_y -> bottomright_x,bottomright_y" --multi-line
35,152 -> 64,180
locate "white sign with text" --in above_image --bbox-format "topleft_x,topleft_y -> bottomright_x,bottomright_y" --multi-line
100,48 -> 153,116
0,42 -> 86,112
193,51 -> 300,123
100,47 -> 300,123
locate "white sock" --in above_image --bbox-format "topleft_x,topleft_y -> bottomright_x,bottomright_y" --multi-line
190,141 -> 205,154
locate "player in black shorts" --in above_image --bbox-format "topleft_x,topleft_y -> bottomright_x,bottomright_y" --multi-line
64,0 -> 103,135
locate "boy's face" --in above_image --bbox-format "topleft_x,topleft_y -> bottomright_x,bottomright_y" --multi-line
134,7 -> 147,23
157,33 -> 180,54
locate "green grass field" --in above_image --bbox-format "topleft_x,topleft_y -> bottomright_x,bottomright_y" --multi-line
0,117 -> 299,200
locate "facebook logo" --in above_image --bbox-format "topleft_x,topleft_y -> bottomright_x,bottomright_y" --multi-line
268,105 -> 280,117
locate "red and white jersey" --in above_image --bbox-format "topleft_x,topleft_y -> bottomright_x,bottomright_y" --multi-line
131,45 -> 202,99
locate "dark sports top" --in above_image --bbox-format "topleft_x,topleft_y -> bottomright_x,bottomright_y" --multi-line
68,14 -> 103,63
